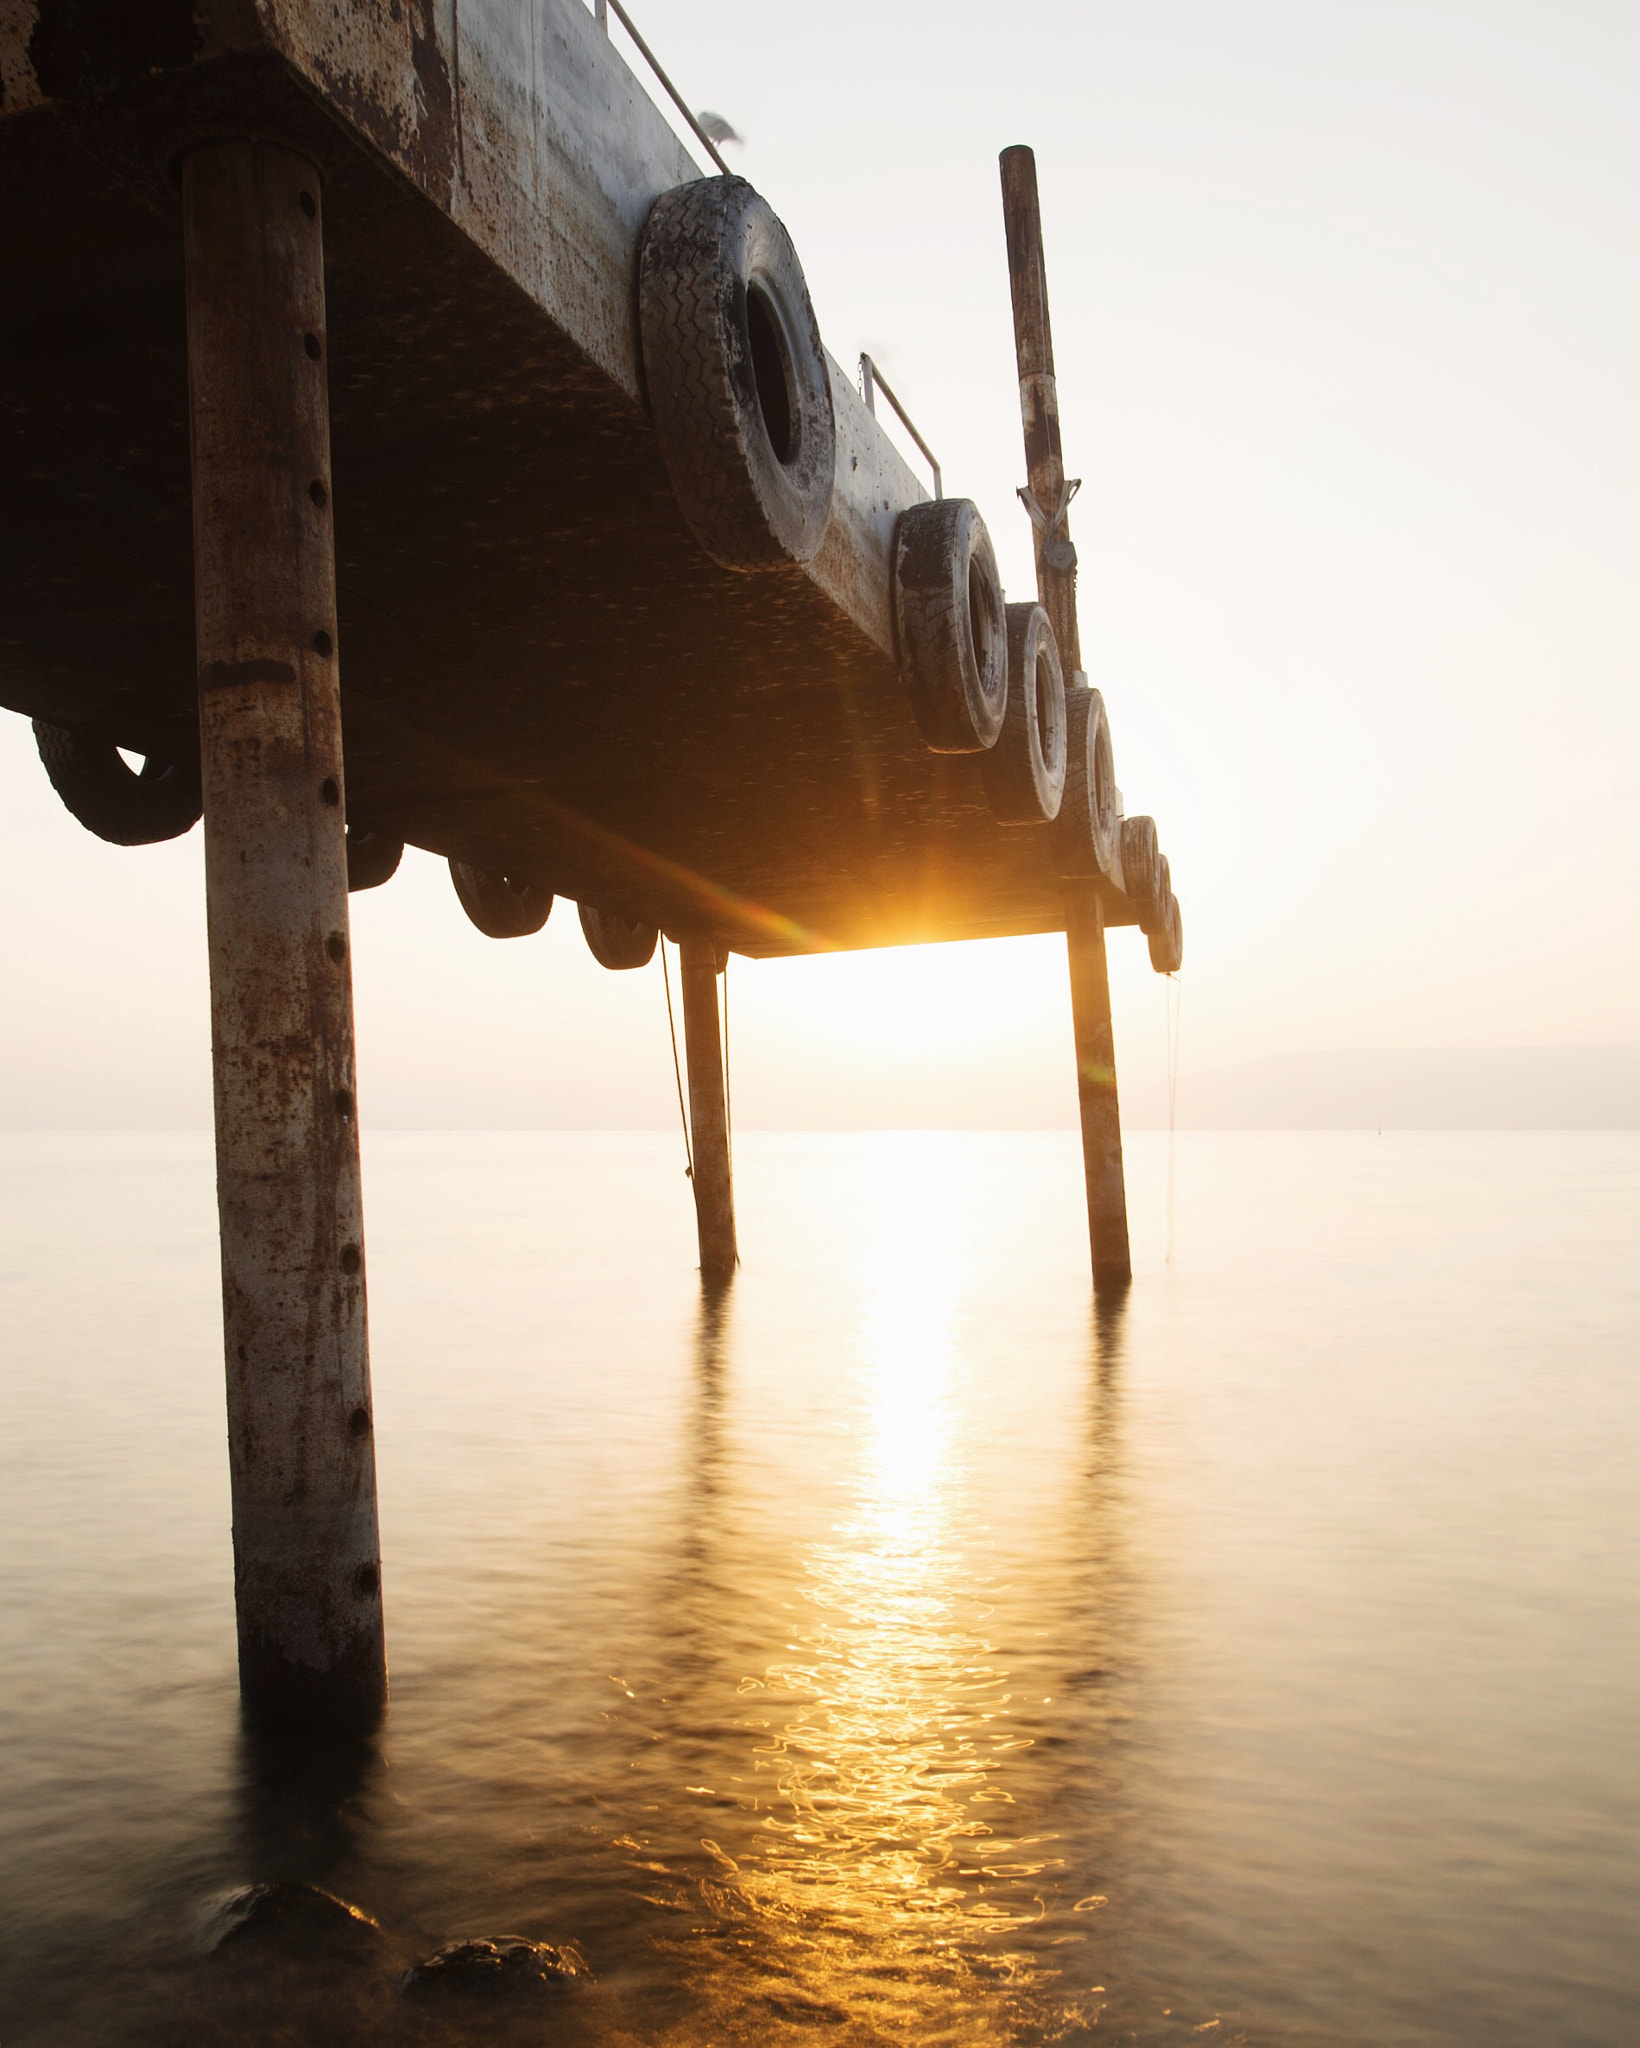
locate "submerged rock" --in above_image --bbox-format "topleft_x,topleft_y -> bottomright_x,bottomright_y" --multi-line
208,1880 -> 384,1954
401,1935 -> 589,1996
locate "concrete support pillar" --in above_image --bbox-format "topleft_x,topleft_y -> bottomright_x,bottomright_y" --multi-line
183,140 -> 386,1732
679,936 -> 737,1283
1065,885 -> 1133,1289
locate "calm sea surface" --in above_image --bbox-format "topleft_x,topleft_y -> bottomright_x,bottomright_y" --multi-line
0,1130 -> 1635,2047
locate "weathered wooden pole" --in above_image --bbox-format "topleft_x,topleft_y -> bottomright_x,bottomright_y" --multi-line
678,936 -> 738,1283
1001,144 -> 1133,1286
183,140 -> 387,1732
1065,888 -> 1133,1285
1000,144 -> 1081,670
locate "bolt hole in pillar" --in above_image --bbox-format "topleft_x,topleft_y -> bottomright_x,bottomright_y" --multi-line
678,935 -> 738,1284
182,139 -> 386,1735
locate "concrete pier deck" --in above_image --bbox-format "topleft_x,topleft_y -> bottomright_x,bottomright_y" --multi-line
0,0 -> 1141,955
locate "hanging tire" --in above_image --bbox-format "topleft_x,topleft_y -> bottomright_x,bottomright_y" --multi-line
1121,814 -> 1162,923
638,175 -> 835,571
1051,677 -> 1119,877
893,498 -> 1008,753
579,902 -> 658,970
1149,889 -> 1184,973
33,719 -> 201,846
1137,849 -> 1173,939
449,861 -> 552,939
346,828 -> 403,892
980,603 -> 1066,825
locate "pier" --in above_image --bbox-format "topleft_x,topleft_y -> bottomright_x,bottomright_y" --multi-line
1,0 -> 1182,1731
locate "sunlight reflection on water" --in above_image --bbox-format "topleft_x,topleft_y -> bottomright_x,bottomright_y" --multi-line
631,1137 -> 1077,2042
722,1140 -> 1044,2029
0,1131 -> 1636,2048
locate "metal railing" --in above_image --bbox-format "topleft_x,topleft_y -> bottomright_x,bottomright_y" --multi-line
590,3 -> 947,504
859,354 -> 943,500
594,0 -> 730,175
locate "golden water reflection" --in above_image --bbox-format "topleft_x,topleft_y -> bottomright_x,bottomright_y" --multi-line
672,1137 -> 1076,2038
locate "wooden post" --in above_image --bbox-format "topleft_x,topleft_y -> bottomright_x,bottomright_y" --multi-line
1065,887 -> 1133,1286
1001,144 -> 1133,1286
183,140 -> 387,1732
1000,144 -> 1080,671
679,936 -> 737,1283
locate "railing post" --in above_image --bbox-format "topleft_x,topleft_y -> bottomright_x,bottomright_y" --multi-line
184,139 -> 387,1731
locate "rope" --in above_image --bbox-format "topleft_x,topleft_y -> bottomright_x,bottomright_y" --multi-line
721,952 -> 734,1168
721,951 -> 741,1268
661,940 -> 693,1181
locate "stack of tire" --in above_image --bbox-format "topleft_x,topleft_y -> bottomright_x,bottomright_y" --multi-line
34,173 -> 1179,981
891,505 -> 1181,974
1117,815 -> 1184,975
634,172 -> 1181,977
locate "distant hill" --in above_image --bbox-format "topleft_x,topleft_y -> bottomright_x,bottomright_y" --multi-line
1154,1045 -> 1640,1129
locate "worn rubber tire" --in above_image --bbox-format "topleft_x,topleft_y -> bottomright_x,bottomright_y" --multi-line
639,175 -> 834,570
1121,814 -> 1162,923
33,720 -> 201,846
346,828 -> 403,892
1051,677 -> 1120,877
579,902 -> 659,970
1149,889 -> 1184,974
980,603 -> 1066,825
1137,848 -> 1173,939
449,861 -> 552,939
893,498 -> 1007,753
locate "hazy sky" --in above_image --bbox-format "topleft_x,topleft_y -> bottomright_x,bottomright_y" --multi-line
3,0 -> 1635,1127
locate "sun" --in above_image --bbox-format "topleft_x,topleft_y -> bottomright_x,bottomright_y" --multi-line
736,932 -> 1071,1067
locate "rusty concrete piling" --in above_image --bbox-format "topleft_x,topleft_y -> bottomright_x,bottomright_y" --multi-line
183,139 -> 387,1731
1001,144 -> 1133,1287
679,937 -> 738,1284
